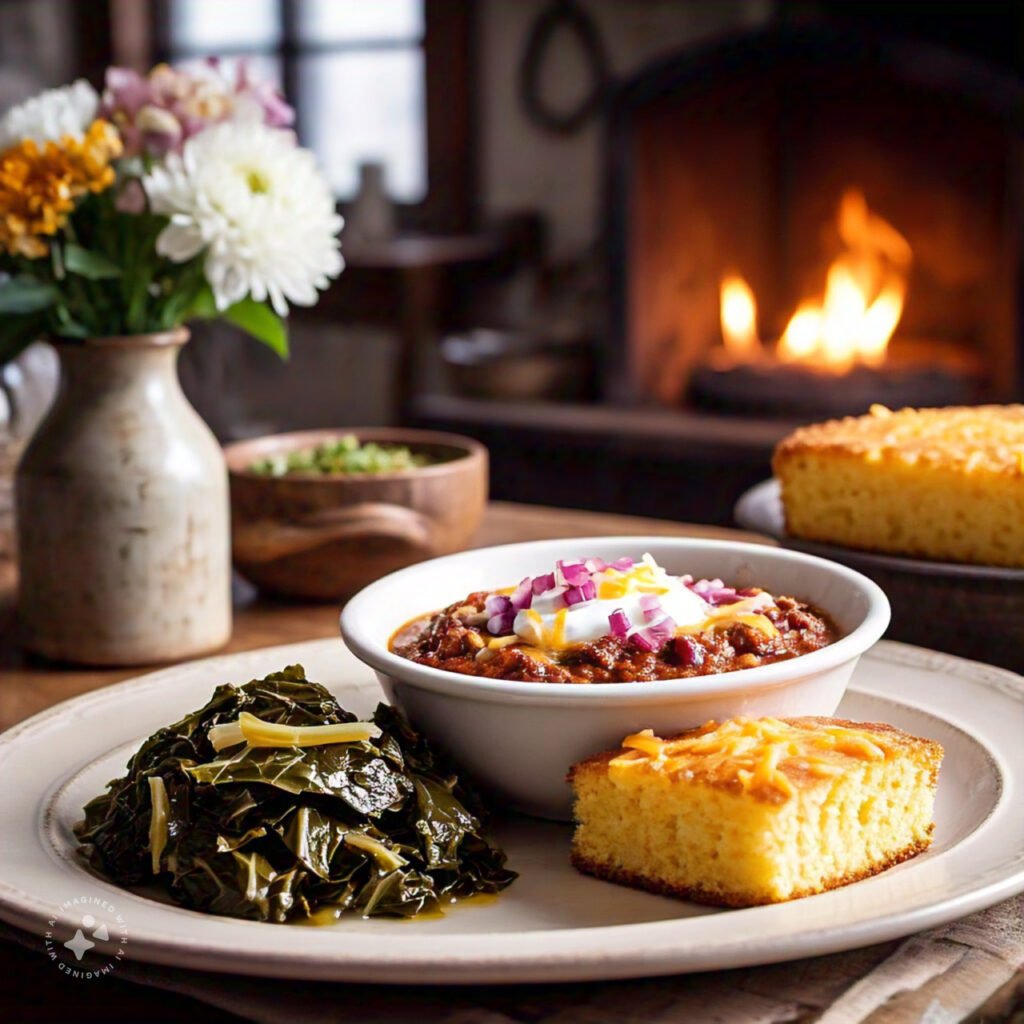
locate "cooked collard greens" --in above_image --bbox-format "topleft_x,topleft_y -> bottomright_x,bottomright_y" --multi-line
75,665 -> 516,923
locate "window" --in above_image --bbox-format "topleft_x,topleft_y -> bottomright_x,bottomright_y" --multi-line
163,0 -> 427,202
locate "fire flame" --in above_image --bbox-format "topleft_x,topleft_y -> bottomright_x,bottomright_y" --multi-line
719,275 -> 759,361
719,189 -> 911,372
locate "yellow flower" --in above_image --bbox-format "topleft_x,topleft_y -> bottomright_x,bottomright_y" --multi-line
0,119 -> 122,258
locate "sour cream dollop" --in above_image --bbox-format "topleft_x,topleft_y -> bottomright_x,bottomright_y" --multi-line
512,555 -> 710,650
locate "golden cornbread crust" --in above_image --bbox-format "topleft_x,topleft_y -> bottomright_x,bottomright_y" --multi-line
570,831 -> 934,909
568,717 -> 943,798
775,405 -> 1024,474
773,405 -> 1024,567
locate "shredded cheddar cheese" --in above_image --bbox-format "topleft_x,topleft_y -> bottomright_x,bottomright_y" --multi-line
208,712 -> 379,751
487,635 -> 519,650
678,609 -> 779,638
596,562 -> 672,601
609,718 -> 896,800
551,607 -> 568,648
148,775 -> 169,874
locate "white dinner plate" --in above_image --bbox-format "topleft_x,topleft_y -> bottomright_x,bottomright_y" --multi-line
1,638 -> 1022,984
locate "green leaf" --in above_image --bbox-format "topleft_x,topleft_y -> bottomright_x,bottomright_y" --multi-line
223,298 -> 289,357
186,743 -> 406,814
184,283 -> 218,321
182,288 -> 289,359
0,277 -> 57,315
53,304 -> 91,339
63,244 -> 122,280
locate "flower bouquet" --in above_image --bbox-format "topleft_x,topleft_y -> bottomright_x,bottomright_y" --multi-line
0,60 -> 343,362
8,61 -> 343,666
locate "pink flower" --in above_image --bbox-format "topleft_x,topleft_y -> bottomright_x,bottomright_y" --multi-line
114,178 -> 147,213
101,59 -> 294,158
233,60 -> 294,129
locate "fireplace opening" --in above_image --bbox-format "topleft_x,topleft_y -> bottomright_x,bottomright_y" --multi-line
606,25 -> 1024,419
692,187 -> 985,417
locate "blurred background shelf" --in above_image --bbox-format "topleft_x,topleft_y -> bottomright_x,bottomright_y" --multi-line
412,393 -> 799,523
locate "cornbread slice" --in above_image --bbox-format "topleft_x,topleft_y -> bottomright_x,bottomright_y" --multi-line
773,404 -> 1024,567
569,717 -> 942,907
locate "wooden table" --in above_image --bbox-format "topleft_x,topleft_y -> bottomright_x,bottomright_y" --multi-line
1,502 -> 1021,1023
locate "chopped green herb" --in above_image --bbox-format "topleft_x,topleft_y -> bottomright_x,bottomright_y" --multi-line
75,665 -> 516,923
249,435 -> 430,476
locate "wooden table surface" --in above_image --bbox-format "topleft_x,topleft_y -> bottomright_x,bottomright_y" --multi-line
1,501 -> 1021,1023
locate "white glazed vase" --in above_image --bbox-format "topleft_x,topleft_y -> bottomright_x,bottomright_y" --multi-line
15,328 -> 232,665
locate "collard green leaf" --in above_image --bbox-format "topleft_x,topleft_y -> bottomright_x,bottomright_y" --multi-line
74,666 -> 516,924
412,776 -> 479,870
275,807 -> 343,879
187,743 -> 407,815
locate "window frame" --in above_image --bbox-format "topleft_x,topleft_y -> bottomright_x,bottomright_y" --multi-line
148,0 -> 475,232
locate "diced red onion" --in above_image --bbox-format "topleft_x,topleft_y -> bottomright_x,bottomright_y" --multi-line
564,579 -> 597,606
531,572 -> 555,595
611,557 -> 634,571
484,594 -> 512,617
557,560 -> 591,587
608,609 -> 630,638
509,577 -> 533,612
694,577 -> 724,592
584,558 -> 607,574
487,611 -> 515,635
630,629 -> 657,652
630,614 -> 676,651
639,594 -> 662,620
533,585 -> 568,610
686,577 -> 742,606
675,636 -> 705,667
739,591 -> 774,612
646,615 -> 676,642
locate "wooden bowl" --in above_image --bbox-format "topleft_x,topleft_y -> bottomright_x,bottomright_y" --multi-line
224,429 -> 488,600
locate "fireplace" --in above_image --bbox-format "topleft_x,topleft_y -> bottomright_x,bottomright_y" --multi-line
605,25 -> 1024,417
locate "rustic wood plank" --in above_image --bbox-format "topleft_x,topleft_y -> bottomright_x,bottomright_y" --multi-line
816,937 -> 968,1023
813,897 -> 1024,1024
864,948 -> 1016,1023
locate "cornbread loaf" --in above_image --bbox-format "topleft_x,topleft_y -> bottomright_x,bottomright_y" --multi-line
569,717 -> 942,907
773,404 -> 1024,567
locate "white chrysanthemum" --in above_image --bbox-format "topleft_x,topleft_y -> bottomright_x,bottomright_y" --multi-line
0,80 -> 99,149
143,121 -> 343,314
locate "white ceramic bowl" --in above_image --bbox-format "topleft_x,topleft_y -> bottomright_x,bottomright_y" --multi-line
340,537 -> 890,819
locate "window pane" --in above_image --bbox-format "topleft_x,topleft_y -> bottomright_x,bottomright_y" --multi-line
170,0 -> 280,50
296,0 -> 423,44
299,49 -> 426,202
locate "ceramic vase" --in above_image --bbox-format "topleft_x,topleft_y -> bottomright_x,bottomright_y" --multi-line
15,328 -> 231,665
